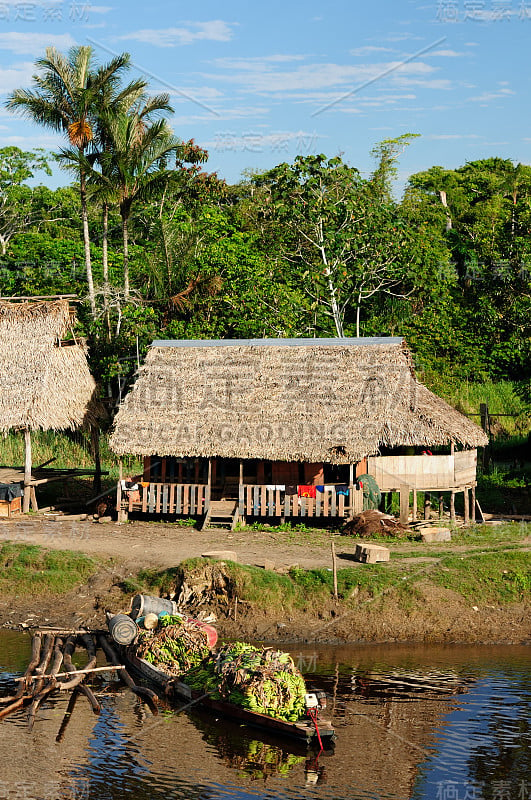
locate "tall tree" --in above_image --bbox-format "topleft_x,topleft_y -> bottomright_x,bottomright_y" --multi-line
6,46 -> 131,315
84,112 -> 180,298
255,154 -> 411,337
0,146 -> 52,255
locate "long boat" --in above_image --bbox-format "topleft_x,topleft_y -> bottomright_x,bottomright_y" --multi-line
120,645 -> 336,747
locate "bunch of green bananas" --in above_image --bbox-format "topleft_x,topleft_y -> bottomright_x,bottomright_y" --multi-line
136,616 -> 210,676
183,642 -> 307,722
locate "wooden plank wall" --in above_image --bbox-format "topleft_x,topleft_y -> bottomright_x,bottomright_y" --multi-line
453,449 -> 477,485
367,454 -> 455,490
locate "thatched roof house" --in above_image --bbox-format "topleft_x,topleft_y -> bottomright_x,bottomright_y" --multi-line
0,299 -> 98,432
110,337 -> 487,463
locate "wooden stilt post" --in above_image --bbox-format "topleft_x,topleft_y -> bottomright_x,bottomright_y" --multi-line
117,460 -> 126,523
463,488 -> 469,526
399,484 -> 409,524
331,541 -> 338,601
239,460 -> 243,485
412,489 -> 417,521
450,491 -> 456,523
438,494 -> 444,519
424,493 -> 431,520
471,485 -> 476,524
91,425 -> 102,494
23,428 -> 32,513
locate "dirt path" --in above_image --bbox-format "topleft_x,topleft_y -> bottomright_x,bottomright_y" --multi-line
0,516 -> 364,571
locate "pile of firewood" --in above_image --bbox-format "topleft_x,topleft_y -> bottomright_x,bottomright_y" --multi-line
0,630 -> 158,732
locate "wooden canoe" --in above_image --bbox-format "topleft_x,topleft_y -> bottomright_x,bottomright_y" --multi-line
121,647 -> 335,746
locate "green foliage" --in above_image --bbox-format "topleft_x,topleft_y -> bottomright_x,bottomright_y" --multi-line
431,551 -> 530,603
0,542 -> 97,594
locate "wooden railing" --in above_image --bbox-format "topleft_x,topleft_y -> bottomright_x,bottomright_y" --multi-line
238,484 -> 362,518
124,483 -> 210,515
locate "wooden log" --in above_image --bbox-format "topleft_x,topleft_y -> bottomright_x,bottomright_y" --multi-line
0,633 -> 42,704
62,635 -> 100,714
56,688 -> 80,743
28,636 -> 64,730
58,636 -> 97,692
32,634 -> 54,694
98,635 -> 158,712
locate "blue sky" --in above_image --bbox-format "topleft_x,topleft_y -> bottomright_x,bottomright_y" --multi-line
0,0 -> 529,193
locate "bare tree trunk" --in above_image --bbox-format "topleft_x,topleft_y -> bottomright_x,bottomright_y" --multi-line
439,190 -> 452,232
79,166 -> 96,316
23,428 -> 31,514
356,295 -> 362,338
122,213 -> 130,300
102,202 -> 111,340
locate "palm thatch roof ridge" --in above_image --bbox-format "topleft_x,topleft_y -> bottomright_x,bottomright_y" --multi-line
110,337 -> 488,463
0,299 -> 99,432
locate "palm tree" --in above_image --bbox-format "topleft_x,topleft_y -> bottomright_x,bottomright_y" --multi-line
94,113 -> 181,298
6,45 -> 132,315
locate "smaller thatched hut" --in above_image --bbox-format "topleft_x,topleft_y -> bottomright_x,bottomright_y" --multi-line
110,337 -> 487,526
0,299 -> 99,511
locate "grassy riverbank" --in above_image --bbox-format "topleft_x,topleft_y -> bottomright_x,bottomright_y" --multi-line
0,523 -> 529,643
0,542 -> 97,595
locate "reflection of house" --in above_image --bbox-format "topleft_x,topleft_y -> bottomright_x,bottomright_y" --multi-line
0,299 -> 100,511
110,337 -> 487,526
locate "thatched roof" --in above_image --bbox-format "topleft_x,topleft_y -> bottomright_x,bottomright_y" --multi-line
0,300 -> 99,432
110,338 -> 488,463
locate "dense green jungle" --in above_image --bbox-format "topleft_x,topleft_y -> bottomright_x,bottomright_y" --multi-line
1,47 -> 530,511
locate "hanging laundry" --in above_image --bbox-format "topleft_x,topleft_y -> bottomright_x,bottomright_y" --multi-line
298,485 -> 317,498
316,485 -> 325,493
285,485 -> 298,496
335,484 -> 349,497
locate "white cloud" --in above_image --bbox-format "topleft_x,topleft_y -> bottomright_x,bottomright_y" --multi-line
427,49 -> 466,57
169,86 -> 224,101
207,57 -> 442,95
201,129 -> 324,155
350,46 -> 394,56
468,89 -> 515,102
118,21 -> 235,47
428,133 -> 480,140
0,32 -> 76,56
0,61 -> 35,94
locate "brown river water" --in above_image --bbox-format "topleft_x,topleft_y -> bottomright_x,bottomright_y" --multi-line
0,633 -> 529,800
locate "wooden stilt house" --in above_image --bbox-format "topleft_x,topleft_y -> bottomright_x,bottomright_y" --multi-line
110,337 -> 488,527
0,299 -> 100,512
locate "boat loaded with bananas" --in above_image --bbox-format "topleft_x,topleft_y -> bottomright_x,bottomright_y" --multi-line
107,594 -> 335,747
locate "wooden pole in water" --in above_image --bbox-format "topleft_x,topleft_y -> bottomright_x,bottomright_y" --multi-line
23,428 -> 32,513
331,541 -> 338,601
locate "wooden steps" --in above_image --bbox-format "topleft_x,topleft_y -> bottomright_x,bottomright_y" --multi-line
201,499 -> 239,531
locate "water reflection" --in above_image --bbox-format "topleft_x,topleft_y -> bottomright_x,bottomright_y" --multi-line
1,635 -> 529,800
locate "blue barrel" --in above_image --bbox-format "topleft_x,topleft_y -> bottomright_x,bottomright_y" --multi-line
130,594 -> 179,620
108,613 -> 138,645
